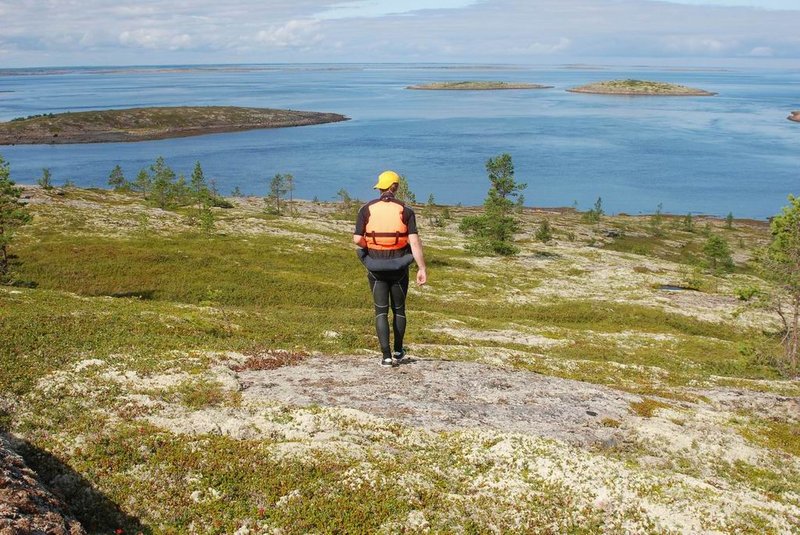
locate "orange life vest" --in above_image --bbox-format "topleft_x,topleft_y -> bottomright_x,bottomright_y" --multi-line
364,198 -> 409,250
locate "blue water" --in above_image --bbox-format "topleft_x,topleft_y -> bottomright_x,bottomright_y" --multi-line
0,63 -> 797,219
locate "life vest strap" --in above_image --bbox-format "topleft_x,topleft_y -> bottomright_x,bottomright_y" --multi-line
368,230 -> 409,246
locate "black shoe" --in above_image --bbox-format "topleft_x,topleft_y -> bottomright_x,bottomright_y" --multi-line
392,350 -> 406,363
381,356 -> 394,367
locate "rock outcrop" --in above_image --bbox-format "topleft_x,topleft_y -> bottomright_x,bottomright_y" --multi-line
0,436 -> 85,535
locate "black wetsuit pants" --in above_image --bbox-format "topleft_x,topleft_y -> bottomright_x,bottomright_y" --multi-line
367,268 -> 409,358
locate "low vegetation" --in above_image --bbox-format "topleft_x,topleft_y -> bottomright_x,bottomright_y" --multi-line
0,106 -> 349,144
568,79 -> 716,96
2,174 -> 798,533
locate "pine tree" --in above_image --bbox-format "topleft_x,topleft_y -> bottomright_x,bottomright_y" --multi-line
0,155 -> 31,279
108,165 -> 127,190
37,168 -> 53,190
582,197 -> 604,223
284,173 -> 296,216
682,213 -> 694,232
133,168 -> 152,198
703,233 -> 734,273
267,173 -> 289,215
650,203 -> 664,237
459,153 -> 527,255
190,162 -> 208,199
535,219 -> 553,243
149,156 -> 176,209
760,195 -> 800,374
397,175 -> 416,204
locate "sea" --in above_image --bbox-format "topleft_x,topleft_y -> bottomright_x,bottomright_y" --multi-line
0,63 -> 797,220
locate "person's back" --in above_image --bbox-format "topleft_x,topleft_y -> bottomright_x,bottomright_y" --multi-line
353,170 -> 427,367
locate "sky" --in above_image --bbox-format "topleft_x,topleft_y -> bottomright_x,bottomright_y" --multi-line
0,0 -> 799,67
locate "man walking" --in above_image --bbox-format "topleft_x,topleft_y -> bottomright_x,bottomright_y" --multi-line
353,170 -> 427,367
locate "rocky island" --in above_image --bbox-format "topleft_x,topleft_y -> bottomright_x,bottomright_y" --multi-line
0,106 -> 349,144
407,81 -> 552,90
789,111 -> 800,123
567,79 -> 716,96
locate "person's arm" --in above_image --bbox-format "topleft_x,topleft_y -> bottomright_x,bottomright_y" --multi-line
408,233 -> 427,285
353,204 -> 368,248
353,234 -> 367,248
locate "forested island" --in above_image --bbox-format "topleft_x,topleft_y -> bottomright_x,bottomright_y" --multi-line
567,79 -> 716,96
407,81 -> 552,90
0,106 -> 349,144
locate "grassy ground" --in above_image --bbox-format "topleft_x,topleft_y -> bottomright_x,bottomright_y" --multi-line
2,186 -> 798,533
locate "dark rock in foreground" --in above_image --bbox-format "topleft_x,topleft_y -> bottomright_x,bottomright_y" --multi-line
0,106 -> 349,145
0,437 -> 86,535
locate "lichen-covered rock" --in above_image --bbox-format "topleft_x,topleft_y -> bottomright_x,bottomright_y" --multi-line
0,437 -> 85,535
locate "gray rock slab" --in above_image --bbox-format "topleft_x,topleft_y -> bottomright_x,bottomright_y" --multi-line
238,355 -> 639,446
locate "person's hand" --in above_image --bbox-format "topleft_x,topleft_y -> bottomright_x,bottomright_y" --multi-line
416,268 -> 427,286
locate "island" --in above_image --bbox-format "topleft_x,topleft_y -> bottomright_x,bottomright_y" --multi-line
567,79 -> 716,96
0,106 -> 349,144
789,111 -> 800,123
407,81 -> 552,90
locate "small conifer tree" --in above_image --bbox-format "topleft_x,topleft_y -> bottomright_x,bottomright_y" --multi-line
703,233 -> 734,273
133,168 -> 151,198
682,212 -> 694,232
582,197 -> 603,223
108,165 -> 127,191
37,168 -> 53,190
267,173 -> 289,215
650,203 -> 665,237
725,211 -> 734,230
459,153 -> 527,256
535,219 -> 553,243
150,156 -> 177,209
759,195 -> 800,374
0,155 -> 31,280
396,175 -> 416,204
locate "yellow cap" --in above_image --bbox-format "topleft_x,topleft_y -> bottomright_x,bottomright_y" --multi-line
373,170 -> 400,190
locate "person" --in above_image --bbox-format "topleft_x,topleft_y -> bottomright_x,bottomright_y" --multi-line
353,170 -> 427,367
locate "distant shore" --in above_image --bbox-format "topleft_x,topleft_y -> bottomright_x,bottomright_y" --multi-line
0,106 -> 349,145
407,81 -> 552,90
567,79 -> 716,96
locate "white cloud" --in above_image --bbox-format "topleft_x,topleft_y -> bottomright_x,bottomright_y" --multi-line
0,0 -> 798,66
255,19 -> 324,49
526,37 -> 572,55
663,36 -> 732,54
119,29 -> 193,50
748,46 -> 774,56
315,0 -> 479,19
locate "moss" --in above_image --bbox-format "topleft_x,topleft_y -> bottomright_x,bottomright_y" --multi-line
738,417 -> 800,457
629,398 -> 671,418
